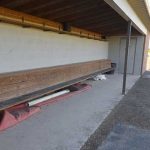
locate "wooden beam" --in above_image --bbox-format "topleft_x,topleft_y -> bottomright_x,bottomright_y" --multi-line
74,15 -> 123,28
53,8 -> 116,25
0,7 -> 62,30
85,20 -> 125,30
47,3 -> 108,21
70,27 -> 101,39
0,59 -> 111,110
0,0 -> 14,5
28,0 -> 92,15
0,7 -> 102,41
36,1 -> 96,18
86,22 -> 126,32
0,0 -> 33,8
15,0 -> 56,10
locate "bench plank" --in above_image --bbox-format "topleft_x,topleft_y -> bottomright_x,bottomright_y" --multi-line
0,59 -> 111,110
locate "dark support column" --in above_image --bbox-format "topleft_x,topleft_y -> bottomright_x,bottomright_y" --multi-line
122,20 -> 132,95
141,35 -> 146,76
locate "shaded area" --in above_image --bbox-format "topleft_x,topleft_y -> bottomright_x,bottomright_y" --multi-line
0,0 -> 141,35
81,71 -> 150,150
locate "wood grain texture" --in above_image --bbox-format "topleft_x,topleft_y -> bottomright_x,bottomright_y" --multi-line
0,0 -> 141,36
0,59 -> 111,103
0,7 -> 103,40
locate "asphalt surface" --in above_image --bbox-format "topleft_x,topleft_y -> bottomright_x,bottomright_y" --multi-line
98,123 -> 150,150
81,71 -> 150,150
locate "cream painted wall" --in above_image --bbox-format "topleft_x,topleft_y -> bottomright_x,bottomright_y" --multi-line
0,23 -> 108,73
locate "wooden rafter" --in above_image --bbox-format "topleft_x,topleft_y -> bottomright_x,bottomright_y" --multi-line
0,7 -> 103,40
0,0 -> 141,35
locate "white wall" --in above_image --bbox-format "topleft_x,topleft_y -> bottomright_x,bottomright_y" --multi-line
108,36 -> 120,72
0,23 -> 108,73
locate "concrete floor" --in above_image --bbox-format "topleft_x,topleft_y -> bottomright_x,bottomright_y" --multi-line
0,74 -> 139,150
81,72 -> 150,150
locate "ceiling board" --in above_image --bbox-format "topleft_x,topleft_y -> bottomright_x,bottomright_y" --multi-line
0,0 -> 141,35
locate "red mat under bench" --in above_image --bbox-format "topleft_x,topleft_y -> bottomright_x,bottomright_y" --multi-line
0,83 -> 91,132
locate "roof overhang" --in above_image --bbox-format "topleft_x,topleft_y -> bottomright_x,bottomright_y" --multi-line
105,0 -> 148,35
145,0 -> 150,16
128,0 -> 150,32
0,0 -> 142,36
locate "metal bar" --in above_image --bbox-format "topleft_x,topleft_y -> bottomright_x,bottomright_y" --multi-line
28,89 -> 70,107
122,20 -> 132,95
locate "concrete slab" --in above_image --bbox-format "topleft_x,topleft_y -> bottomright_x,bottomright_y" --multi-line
98,123 -> 150,150
81,71 -> 150,150
0,74 -> 138,150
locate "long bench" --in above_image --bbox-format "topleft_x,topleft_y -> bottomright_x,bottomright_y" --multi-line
0,59 -> 112,110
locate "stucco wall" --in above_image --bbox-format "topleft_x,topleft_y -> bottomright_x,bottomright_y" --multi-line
0,23 -> 108,73
108,36 -> 144,75
134,36 -> 145,74
108,36 -> 120,72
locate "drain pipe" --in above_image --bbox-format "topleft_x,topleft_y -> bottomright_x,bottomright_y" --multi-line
28,89 -> 70,107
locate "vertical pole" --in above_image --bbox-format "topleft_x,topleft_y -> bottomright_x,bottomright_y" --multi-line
122,20 -> 132,95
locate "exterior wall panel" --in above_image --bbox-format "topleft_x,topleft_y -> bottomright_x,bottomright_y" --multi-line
108,36 -> 144,75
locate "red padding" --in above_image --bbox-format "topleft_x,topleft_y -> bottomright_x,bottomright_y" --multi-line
35,83 -> 92,107
0,106 -> 41,132
0,83 -> 91,132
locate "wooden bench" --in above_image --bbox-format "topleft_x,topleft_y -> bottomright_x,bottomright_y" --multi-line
0,59 -> 112,110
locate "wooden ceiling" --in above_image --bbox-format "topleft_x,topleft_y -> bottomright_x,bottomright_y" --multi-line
0,0 -> 141,35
